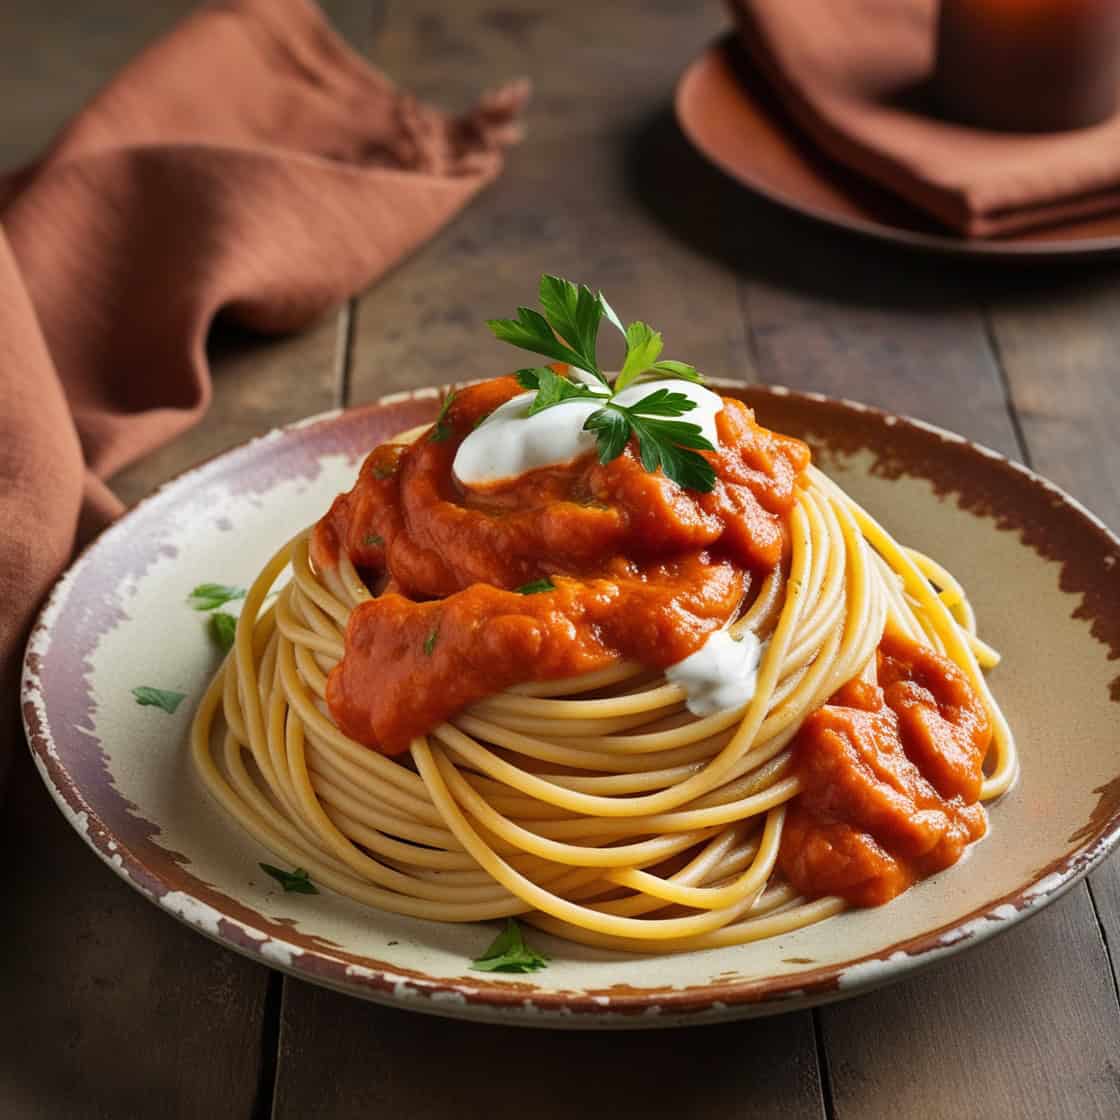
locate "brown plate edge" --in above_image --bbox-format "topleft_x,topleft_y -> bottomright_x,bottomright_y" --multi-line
20,382 -> 1120,1028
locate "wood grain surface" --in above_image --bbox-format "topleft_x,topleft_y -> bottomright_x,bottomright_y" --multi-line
4,1 -> 1120,1117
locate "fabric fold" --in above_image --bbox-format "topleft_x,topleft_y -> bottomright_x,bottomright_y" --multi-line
0,0 -> 527,777
729,0 -> 1120,238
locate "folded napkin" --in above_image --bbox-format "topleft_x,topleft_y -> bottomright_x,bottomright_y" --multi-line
0,0 -> 526,778
729,0 -> 1120,237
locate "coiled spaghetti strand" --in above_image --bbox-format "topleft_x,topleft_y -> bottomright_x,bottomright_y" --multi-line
189,467 -> 1015,953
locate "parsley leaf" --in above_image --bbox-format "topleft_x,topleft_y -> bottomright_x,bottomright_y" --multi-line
471,918 -> 550,973
630,417 -> 717,492
429,391 -> 457,442
614,321 -> 664,392
132,686 -> 186,714
210,611 -> 238,653
260,864 -> 318,894
583,396 -> 716,492
617,386 -> 698,418
187,583 -> 246,612
423,628 -> 439,656
492,276 -> 703,395
363,532 -> 384,547
488,305 -> 594,380
525,367 -> 606,417
598,290 -> 625,336
489,277 -> 612,388
583,407 -> 630,464
648,359 -> 702,383
537,276 -> 606,379
490,276 -> 716,491
516,577 -> 555,594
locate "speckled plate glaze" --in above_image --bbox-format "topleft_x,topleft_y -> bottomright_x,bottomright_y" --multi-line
22,384 -> 1120,1029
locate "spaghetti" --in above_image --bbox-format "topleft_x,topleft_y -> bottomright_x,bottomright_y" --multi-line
190,383 -> 1015,954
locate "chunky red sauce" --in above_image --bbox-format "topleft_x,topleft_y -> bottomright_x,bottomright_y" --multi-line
779,633 -> 991,907
312,376 -> 810,753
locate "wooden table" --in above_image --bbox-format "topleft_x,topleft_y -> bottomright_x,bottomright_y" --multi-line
4,2 -> 1120,1117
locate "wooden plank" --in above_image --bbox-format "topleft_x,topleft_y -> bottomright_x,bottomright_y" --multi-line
0,4 -> 357,1115
986,279 -> 1120,1012
986,279 -> 1120,529
8,320 -> 344,1111
0,0 -> 371,168
0,755 -> 271,1119
742,232 -> 1018,449
820,891 -> 1120,1120
740,252 -> 1120,1118
346,0 -> 756,405
0,267 -> 346,1105
275,985 -> 823,1120
277,4 -> 823,1119
0,0 -> 196,168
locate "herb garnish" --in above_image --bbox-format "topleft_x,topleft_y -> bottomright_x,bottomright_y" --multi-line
187,583 -> 246,612
487,276 -> 714,491
429,391 -> 457,442
364,533 -> 384,547
515,578 -> 555,595
584,390 -> 716,492
423,628 -> 439,656
210,611 -> 238,653
260,864 -> 318,894
470,918 -> 550,973
132,686 -> 186,714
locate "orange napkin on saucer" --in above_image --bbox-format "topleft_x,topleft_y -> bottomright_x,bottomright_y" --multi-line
728,0 -> 1120,237
0,0 -> 526,779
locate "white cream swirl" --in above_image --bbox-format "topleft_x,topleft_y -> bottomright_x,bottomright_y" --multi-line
452,379 -> 724,487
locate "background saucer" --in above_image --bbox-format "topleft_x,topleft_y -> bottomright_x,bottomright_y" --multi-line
676,37 -> 1120,261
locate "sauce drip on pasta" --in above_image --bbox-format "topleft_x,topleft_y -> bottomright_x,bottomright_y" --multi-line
313,376 -> 809,753
780,633 -> 991,906
293,374 -> 997,912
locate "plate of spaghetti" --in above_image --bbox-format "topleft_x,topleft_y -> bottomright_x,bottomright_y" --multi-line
23,277 -> 1120,1027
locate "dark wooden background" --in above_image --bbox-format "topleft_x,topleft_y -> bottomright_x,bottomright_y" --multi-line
4,2 -> 1120,1117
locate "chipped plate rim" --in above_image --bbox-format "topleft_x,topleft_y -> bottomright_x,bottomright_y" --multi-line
21,382 -> 1120,1027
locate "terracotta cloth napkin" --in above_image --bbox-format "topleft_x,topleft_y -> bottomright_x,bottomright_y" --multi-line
728,0 -> 1120,237
0,0 -> 526,778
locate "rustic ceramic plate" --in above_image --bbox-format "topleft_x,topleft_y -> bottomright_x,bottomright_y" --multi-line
676,36 -> 1120,261
22,384 -> 1120,1029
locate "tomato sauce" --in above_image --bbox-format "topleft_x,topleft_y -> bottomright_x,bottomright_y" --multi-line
312,376 -> 811,753
779,633 -> 991,907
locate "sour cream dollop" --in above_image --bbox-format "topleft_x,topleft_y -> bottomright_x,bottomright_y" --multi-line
666,629 -> 764,716
452,378 -> 724,488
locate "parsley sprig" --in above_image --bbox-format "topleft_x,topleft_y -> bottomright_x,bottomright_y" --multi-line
429,391 -> 457,442
486,276 -> 715,491
260,864 -> 318,894
210,611 -> 238,653
515,577 -> 555,595
470,918 -> 550,973
584,389 -> 716,492
131,686 -> 186,714
187,583 -> 246,612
